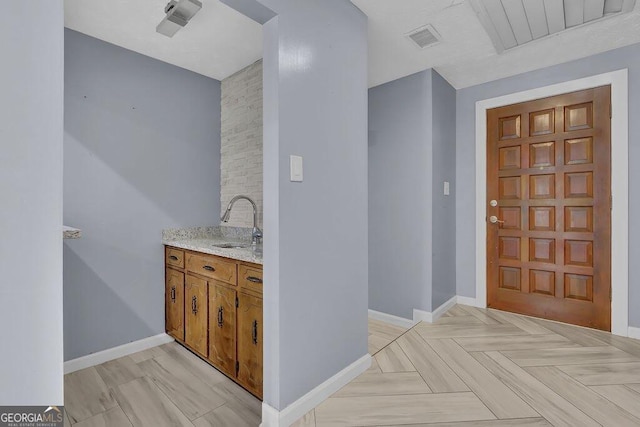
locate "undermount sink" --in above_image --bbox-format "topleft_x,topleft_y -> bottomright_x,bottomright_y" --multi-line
212,242 -> 251,249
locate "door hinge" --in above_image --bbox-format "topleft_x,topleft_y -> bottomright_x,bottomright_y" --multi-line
610,287 -> 612,301
235,295 -> 239,308
610,195 -> 613,210
610,104 -> 612,119
235,361 -> 239,375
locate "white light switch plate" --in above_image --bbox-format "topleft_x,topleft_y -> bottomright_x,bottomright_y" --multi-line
290,155 -> 303,182
444,181 -> 450,196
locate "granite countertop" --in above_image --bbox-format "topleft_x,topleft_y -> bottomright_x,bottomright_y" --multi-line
63,226 -> 82,239
162,226 -> 263,265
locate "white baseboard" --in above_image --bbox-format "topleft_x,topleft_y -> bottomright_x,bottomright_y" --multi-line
64,333 -> 175,374
261,404 -> 280,427
412,308 -> 433,323
372,295 -> 479,327
413,295 -> 457,324
456,296 -> 481,307
368,309 -> 415,328
629,326 -> 640,340
432,296 -> 458,321
260,354 -> 371,427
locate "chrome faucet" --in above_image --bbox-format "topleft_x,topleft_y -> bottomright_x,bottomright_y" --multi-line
221,195 -> 263,245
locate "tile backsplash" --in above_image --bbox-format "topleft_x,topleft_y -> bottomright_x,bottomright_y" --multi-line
220,59 -> 263,229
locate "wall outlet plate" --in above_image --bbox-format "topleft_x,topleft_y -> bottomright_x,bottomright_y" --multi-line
290,155 -> 303,182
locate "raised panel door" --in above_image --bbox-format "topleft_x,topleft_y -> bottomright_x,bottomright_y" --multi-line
185,274 -> 208,357
208,281 -> 236,378
487,86 -> 611,331
165,268 -> 184,341
237,291 -> 263,399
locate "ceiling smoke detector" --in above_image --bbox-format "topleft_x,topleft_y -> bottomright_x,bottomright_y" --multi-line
156,0 -> 202,38
406,24 -> 442,49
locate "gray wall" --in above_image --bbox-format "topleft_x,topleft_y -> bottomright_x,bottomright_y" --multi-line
455,41 -> 640,328
220,0 -> 276,24
369,71 -> 433,319
0,0 -> 64,405
261,0 -> 369,410
368,69 -> 456,318
431,71 -> 457,309
64,29 -> 222,360
262,15 -> 282,409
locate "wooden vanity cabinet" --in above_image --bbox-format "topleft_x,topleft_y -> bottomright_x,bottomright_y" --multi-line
164,245 -> 263,399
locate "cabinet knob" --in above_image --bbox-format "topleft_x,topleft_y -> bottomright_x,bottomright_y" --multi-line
247,276 -> 263,284
170,286 -> 176,302
203,265 -> 215,272
252,320 -> 258,345
192,296 -> 198,314
169,255 -> 179,261
217,306 -> 224,327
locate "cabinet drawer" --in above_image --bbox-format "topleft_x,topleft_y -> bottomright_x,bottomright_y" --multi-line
165,247 -> 185,269
238,264 -> 263,294
186,252 -> 237,285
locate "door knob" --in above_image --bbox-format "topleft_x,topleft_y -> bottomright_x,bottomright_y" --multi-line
489,215 -> 504,224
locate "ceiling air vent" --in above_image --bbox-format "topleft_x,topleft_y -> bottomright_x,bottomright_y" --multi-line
407,24 -> 441,49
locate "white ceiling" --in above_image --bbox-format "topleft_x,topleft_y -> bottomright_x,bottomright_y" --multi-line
469,0 -> 634,53
64,0 -> 263,81
65,0 -> 640,89
352,0 -> 640,88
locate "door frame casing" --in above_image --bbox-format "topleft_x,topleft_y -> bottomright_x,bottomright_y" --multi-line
474,69 -> 629,336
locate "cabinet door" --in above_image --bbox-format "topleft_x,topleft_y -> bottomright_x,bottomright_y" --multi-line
237,291 -> 263,398
165,268 -> 184,341
185,274 -> 208,357
208,282 -> 236,377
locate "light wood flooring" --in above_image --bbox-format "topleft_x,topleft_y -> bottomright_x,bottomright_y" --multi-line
63,341 -> 261,427
65,305 -> 640,426
296,305 -> 640,427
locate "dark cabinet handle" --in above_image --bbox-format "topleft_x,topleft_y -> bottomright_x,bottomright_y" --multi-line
252,320 -> 258,345
203,265 -> 215,272
170,286 -> 176,302
247,276 -> 263,284
217,306 -> 224,327
192,296 -> 198,314
169,255 -> 179,261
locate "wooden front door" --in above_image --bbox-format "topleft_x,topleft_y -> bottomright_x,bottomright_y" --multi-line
487,86 -> 611,331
